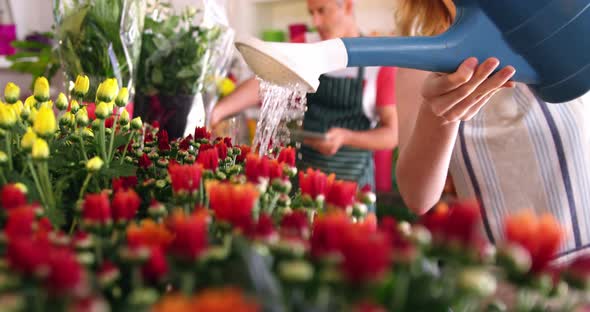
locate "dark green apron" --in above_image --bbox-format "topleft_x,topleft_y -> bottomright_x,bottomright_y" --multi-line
299,67 -> 375,192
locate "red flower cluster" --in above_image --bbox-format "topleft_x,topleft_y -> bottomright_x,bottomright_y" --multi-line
277,147 -> 296,167
83,190 -> 141,227
236,145 -> 252,163
208,181 -> 259,228
179,135 -> 193,151
138,153 -> 153,169
216,141 -> 228,159
197,148 -> 219,170
112,176 -> 138,192
280,210 -> 310,240
168,163 -> 203,195
298,168 -> 335,200
245,154 -> 283,184
310,212 -> 392,282
1,184 -> 27,210
420,201 -> 486,252
504,210 -> 563,273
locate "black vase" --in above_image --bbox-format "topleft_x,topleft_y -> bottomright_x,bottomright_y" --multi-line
134,93 -> 202,139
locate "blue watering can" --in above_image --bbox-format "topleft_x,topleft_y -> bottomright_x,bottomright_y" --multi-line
235,0 -> 590,103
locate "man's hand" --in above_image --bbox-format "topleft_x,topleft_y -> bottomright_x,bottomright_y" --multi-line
304,128 -> 350,156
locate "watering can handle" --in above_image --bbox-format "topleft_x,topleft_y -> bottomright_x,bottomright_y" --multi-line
341,4 -> 540,84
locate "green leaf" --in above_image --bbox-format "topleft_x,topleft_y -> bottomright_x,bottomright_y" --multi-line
101,163 -> 136,178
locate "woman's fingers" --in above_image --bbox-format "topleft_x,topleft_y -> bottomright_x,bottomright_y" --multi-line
428,58 -> 501,117
422,57 -> 479,98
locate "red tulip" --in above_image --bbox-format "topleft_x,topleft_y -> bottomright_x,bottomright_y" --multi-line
326,180 -> 357,209
280,210 -> 310,239
6,237 -> 51,276
179,135 -> 193,151
0,184 -> 27,210
277,147 -> 296,167
45,248 -> 83,294
168,163 -> 203,195
310,212 -> 351,258
4,207 -> 36,239
245,154 -> 283,183
82,193 -> 111,227
112,176 -> 138,192
142,246 -> 168,281
236,145 -> 252,163
157,129 -> 171,151
299,168 -> 334,199
194,127 -> 211,140
197,148 -> 219,170
216,142 -> 228,159
208,181 -> 259,228
112,189 -> 141,222
504,210 -> 563,273
138,153 -> 153,169
166,211 -> 209,260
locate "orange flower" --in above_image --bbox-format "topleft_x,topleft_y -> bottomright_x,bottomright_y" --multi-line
126,219 -> 174,249
152,289 -> 260,312
504,210 -> 563,273
207,181 -> 259,228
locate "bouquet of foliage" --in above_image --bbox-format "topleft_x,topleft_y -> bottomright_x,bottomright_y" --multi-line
136,0 -> 223,96
1,78 -> 590,311
53,0 -> 146,101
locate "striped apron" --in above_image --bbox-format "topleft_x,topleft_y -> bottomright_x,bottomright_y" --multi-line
450,84 -> 590,262
299,67 -> 375,192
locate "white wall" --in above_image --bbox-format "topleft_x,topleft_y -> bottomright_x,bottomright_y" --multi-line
9,0 -> 53,39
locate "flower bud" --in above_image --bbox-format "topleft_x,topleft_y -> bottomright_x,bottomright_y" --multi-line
156,158 -> 169,168
55,93 -> 68,111
76,107 -> 89,127
0,104 -> 17,129
4,82 -> 20,104
21,127 -> 37,151
69,99 -> 80,114
33,106 -> 57,137
279,260 -> 314,282
11,100 -> 23,118
39,100 -> 53,110
115,87 -> 129,107
458,268 -> 497,297
86,156 -> 104,172
73,75 -> 90,98
81,128 -> 94,139
0,151 -> 7,165
95,102 -> 110,120
92,119 -> 101,131
119,109 -> 129,126
155,180 -> 167,189
32,138 -> 50,160
498,243 -> 532,275
131,117 -> 142,130
60,112 -> 75,128
33,77 -> 50,102
277,194 -> 291,207
148,201 -> 167,218
96,78 -> 118,103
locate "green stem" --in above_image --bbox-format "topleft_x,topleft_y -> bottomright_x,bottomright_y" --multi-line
69,218 -> 78,235
5,131 -> 13,171
0,168 -> 6,184
119,132 -> 134,165
95,235 -> 103,266
99,120 -> 108,168
39,162 -> 55,216
78,132 -> 88,161
107,114 -> 120,163
78,173 -> 93,201
27,160 -> 47,208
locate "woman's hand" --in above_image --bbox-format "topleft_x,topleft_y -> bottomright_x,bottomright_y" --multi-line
422,57 -> 516,122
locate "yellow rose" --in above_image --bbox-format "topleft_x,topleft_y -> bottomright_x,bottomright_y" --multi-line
96,78 -> 119,103
55,93 -> 69,111
21,127 -> 37,150
115,87 -> 129,107
86,156 -> 104,172
33,106 -> 57,137
34,77 -> 50,102
95,102 -> 111,120
73,75 -> 90,98
28,108 -> 38,124
0,103 -> 17,129
81,127 -> 94,139
32,138 -> 50,160
39,100 -> 53,110
4,82 -> 20,104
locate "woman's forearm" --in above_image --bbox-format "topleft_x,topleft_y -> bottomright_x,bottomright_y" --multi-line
396,104 -> 460,214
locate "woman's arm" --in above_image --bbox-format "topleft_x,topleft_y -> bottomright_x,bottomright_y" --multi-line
395,58 -> 515,214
